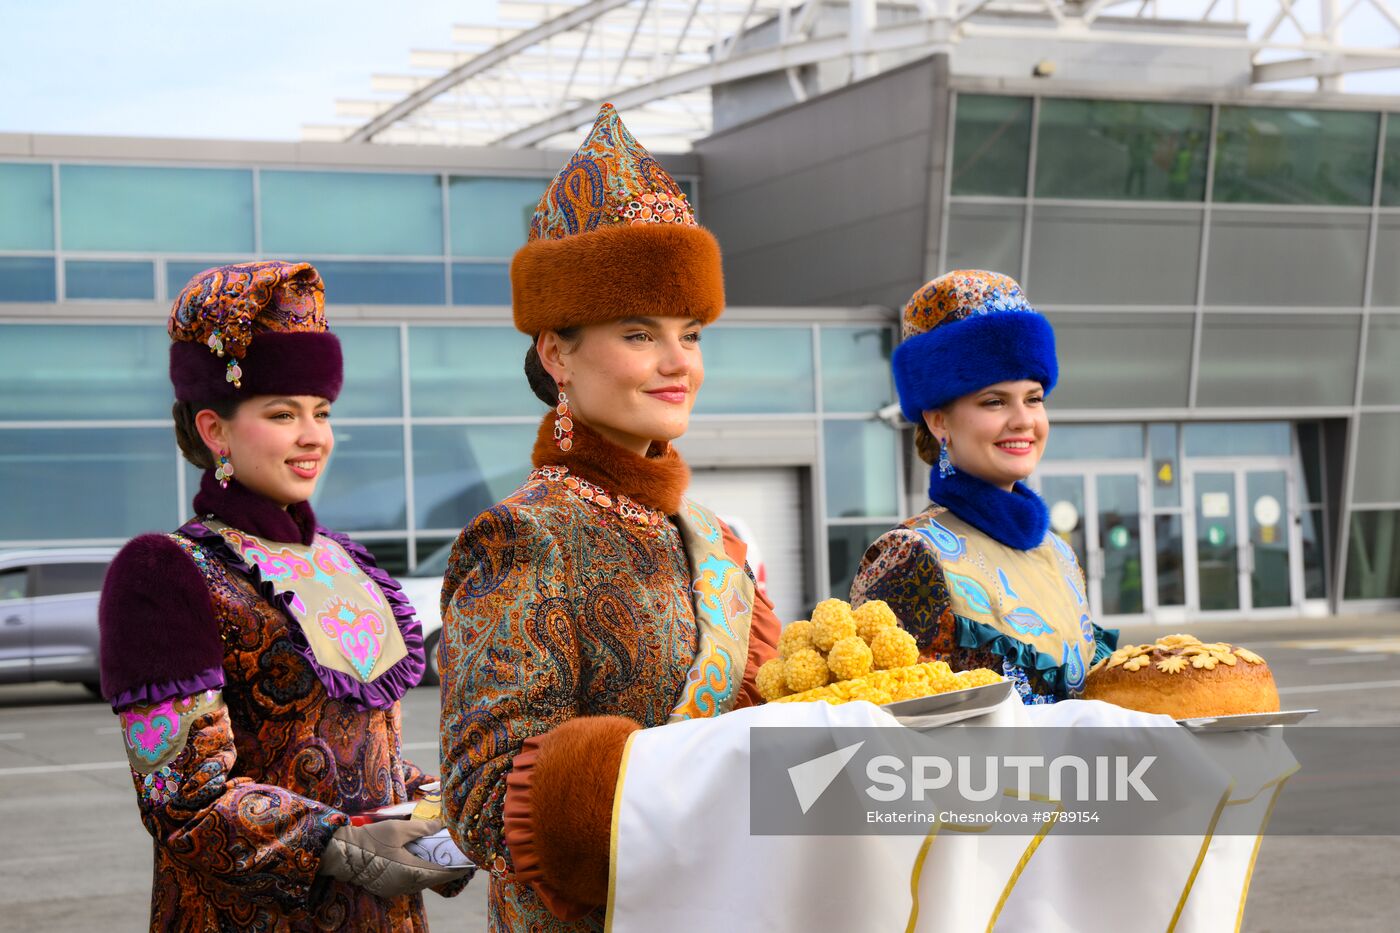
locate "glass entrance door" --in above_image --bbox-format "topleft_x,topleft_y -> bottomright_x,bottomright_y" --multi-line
1193,471 -> 1240,611
1188,464 -> 1296,614
1038,468 -> 1149,620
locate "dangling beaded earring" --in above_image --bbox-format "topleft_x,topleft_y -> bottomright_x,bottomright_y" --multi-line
938,436 -> 956,479
554,390 -> 574,452
215,449 -> 235,489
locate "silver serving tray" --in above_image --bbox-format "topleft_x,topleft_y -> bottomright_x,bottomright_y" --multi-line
881,679 -> 1014,724
1175,709 -> 1317,733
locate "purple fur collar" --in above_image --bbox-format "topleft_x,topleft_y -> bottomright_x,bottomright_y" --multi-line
192,471 -> 317,545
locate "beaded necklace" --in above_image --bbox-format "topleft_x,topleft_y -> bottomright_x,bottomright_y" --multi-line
529,464 -> 669,527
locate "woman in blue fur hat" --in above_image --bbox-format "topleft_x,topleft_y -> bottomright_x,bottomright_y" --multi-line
850,270 -> 1117,703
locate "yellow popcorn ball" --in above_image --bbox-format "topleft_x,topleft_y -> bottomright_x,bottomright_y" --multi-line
826,635 -> 874,682
870,626 -> 919,670
778,620 -> 816,660
852,600 -> 898,644
784,647 -> 831,693
756,658 -> 790,702
811,598 -> 857,652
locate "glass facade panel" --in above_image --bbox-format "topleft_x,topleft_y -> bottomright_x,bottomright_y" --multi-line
0,428 -> 175,539
1205,210 -> 1368,306
60,165 -> 253,252
352,538 -> 409,577
1364,314 -> 1400,404
449,177 -> 544,257
1352,413 -> 1400,504
1214,106 -> 1379,205
314,261 -> 445,305
1155,513 -> 1185,606
311,425 -> 405,531
1041,475 -> 1087,570
1042,424 -> 1143,461
412,424 -> 537,530
1196,313 -> 1360,407
1344,509 -> 1400,599
828,523 -> 887,603
1302,506 -> 1326,600
951,95 -> 1032,197
1296,421 -> 1324,504
451,262 -> 511,305
1097,473 -> 1144,615
64,260 -> 154,300
1027,207 -> 1201,305
823,420 -> 898,518
333,326 -> 402,418
1043,312 -> 1193,409
0,163 -> 54,250
693,326 -> 815,414
260,171 -> 443,256
0,325 -> 169,420
820,325 -> 894,412
1183,422 -> 1291,456
1036,99 -> 1209,201
944,203 -> 1023,279
1149,423 -> 1180,508
0,257 -> 56,302
1382,115 -> 1400,206
1371,218 -> 1400,307
409,327 -> 541,418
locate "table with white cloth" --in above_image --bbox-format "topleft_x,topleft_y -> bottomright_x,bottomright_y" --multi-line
603,695 -> 1298,933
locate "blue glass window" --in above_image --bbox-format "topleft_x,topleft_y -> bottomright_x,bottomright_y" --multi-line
693,326 -> 815,414
1183,422 -> 1291,457
261,171 -> 444,256
449,177 -> 545,257
1041,424 -> 1144,461
824,420 -> 899,518
412,424 -> 536,530
64,260 -> 154,300
333,326 -> 402,417
0,163 -> 54,250
59,165 -> 254,252
952,95 -> 1032,197
409,326 -> 540,418
0,257 -> 56,302
820,325 -> 894,412
311,425 -> 405,531
1036,99 -> 1210,201
451,262 -> 511,305
315,261 -> 445,305
0,325 -> 169,419
1214,107 -> 1379,206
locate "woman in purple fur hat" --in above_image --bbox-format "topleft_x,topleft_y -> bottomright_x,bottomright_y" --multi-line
97,261 -> 470,932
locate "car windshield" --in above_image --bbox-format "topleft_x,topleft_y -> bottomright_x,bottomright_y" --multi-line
414,542 -> 454,578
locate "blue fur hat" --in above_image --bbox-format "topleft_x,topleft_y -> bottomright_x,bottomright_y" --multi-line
892,270 -> 1057,422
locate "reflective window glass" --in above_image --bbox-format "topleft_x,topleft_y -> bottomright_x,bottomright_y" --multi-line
951,95 -> 1032,196
409,327 -> 541,418
1352,413 -> 1400,505
33,562 -> 109,598
1302,506 -> 1326,600
0,428 -> 176,539
1296,421 -> 1324,505
1041,424 -> 1143,461
0,257 -> 56,302
1155,514 -> 1185,606
451,262 -> 511,305
823,420 -> 899,518
1205,210 -> 1368,307
1364,314 -> 1400,404
59,165 -> 253,252
1036,99 -> 1209,201
944,202 -> 1023,279
1369,217 -> 1400,307
1149,422 -> 1180,508
1214,106 -> 1379,206
693,326 -> 815,414
1027,207 -> 1201,305
351,538 -> 409,577
1382,115 -> 1400,206
0,325 -> 169,420
1043,312 -> 1193,409
64,260 -> 154,300
260,171 -> 443,256
0,567 -> 26,600
0,163 -> 54,250
315,261 -> 445,305
412,424 -> 536,530
1344,509 -> 1400,599
1183,422 -> 1291,457
820,325 -> 894,412
311,425 -> 405,531
449,177 -> 545,257
333,326 -> 402,417
829,523 -> 888,604
1196,313 -> 1360,407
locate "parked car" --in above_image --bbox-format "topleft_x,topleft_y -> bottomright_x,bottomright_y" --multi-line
0,547 -> 117,695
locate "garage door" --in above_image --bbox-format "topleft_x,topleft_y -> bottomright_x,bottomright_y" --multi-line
685,467 -> 807,625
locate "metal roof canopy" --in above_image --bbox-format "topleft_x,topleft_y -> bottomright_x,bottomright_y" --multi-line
308,0 -> 1400,150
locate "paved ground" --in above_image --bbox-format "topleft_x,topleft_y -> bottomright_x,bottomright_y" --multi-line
1,613 -> 1397,932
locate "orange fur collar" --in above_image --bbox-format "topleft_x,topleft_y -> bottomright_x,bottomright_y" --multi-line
531,413 -> 690,515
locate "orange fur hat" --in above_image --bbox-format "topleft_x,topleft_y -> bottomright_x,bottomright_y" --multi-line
510,104 -> 725,335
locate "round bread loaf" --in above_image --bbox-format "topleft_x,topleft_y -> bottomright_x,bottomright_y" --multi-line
1082,634 -> 1279,719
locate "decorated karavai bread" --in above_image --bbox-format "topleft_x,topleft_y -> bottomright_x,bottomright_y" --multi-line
1083,634 -> 1279,718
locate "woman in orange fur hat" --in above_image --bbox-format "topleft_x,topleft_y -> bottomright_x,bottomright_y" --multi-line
437,105 -> 781,931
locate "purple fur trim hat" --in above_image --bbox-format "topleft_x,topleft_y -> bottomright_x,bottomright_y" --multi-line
168,261 -> 343,403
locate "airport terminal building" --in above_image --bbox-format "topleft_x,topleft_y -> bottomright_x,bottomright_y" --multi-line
3,8 -> 1399,626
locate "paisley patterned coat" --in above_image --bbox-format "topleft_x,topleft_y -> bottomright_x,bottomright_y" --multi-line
98,474 -> 452,932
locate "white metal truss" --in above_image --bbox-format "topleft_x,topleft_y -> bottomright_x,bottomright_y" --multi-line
306,0 -> 1400,150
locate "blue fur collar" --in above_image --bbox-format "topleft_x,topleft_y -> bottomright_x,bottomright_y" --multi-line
927,467 -> 1049,551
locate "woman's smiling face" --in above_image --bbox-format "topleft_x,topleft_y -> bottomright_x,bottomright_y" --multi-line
924,380 -> 1048,491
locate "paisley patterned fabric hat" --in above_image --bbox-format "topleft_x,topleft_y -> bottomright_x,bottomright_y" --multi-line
510,103 -> 725,335
892,269 -> 1058,422
168,260 -> 343,404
